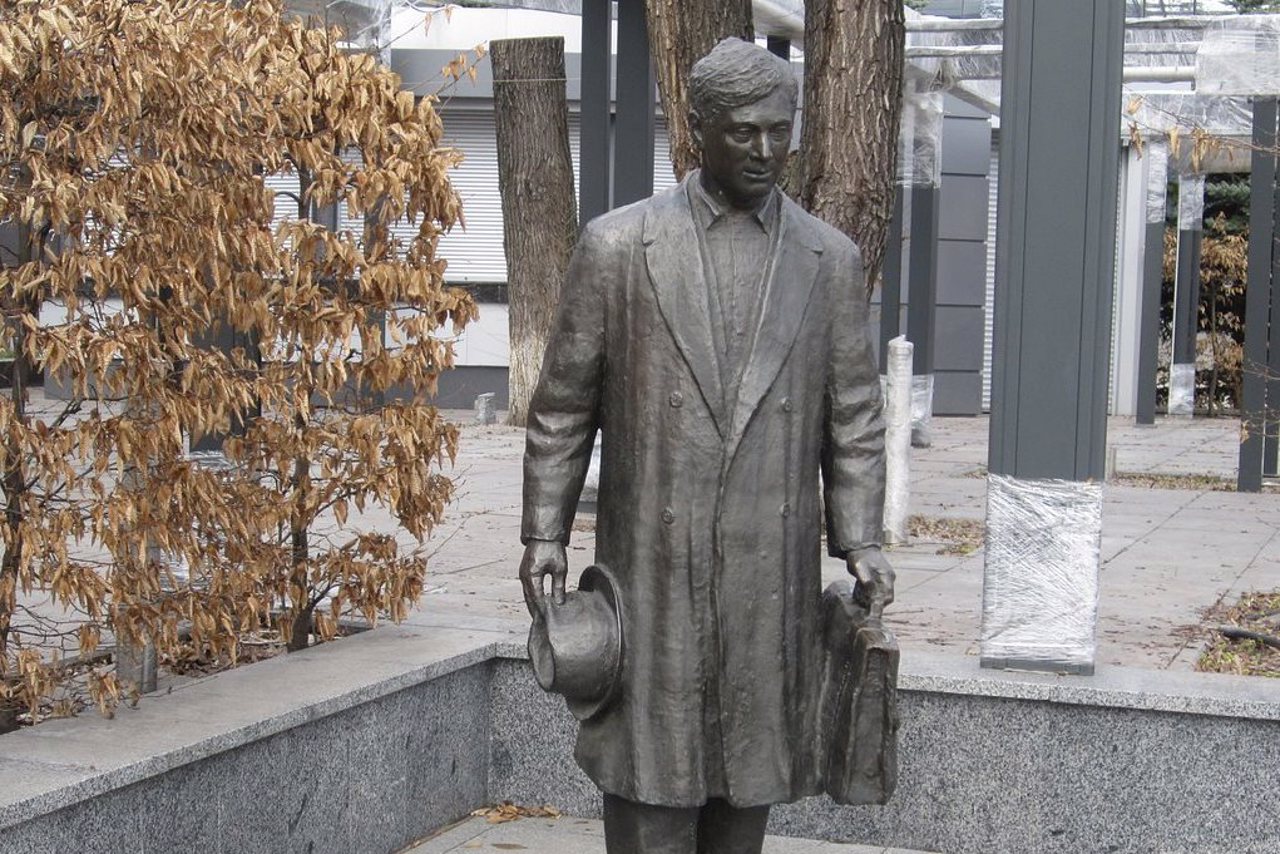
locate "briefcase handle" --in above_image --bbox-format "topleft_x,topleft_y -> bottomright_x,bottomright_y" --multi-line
852,579 -> 886,624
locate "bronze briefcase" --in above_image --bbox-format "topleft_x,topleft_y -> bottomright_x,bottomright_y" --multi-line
820,579 -> 901,806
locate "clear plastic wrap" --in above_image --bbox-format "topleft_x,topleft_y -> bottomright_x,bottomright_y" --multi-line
1177,173 -> 1205,233
1145,141 -> 1169,226
910,373 -> 933,449
883,337 -> 913,545
1195,15 -> 1280,96
905,13 -> 1002,87
1124,21 -> 1204,70
980,473 -> 1102,672
897,87 -> 944,189
1168,362 -> 1196,417
906,376 -> 936,453
1124,92 -> 1253,139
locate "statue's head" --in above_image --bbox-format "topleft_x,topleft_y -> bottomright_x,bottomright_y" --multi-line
688,38 -> 798,210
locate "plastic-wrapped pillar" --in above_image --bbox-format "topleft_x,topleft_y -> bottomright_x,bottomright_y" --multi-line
1136,141 -> 1169,426
883,336 -> 913,545
981,476 -> 1102,672
982,0 -> 1122,676
1169,172 -> 1205,418
901,87 -> 943,448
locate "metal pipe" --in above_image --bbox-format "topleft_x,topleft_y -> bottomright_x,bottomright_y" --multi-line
905,45 -> 1002,58
903,15 -> 1227,33
905,44 -> 1200,59
906,18 -> 1002,32
1123,66 -> 1196,82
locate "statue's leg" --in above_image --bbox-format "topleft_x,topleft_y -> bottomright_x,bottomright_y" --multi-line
603,793 -> 699,854
694,798 -> 770,854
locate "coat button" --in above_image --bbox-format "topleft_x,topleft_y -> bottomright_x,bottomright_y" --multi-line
780,503 -> 791,518
661,508 -> 675,524
781,397 -> 793,413
669,391 -> 684,408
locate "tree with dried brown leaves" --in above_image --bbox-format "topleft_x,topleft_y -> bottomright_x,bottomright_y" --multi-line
0,0 -> 473,730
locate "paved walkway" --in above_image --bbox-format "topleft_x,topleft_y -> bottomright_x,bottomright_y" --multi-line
409,413 -> 1279,672
407,816 -> 931,854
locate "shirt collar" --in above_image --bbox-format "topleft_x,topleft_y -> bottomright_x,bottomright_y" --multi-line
687,169 -> 778,235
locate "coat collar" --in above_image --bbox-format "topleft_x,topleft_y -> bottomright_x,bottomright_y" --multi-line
642,175 -> 824,451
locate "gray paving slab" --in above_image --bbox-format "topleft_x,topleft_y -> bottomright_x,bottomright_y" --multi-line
416,413 -> 1277,673
404,816 -> 932,854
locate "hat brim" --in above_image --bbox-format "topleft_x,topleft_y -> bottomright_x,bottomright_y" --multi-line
565,564 -> 624,721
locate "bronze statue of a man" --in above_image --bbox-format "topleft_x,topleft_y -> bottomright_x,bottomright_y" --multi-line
520,37 -> 893,853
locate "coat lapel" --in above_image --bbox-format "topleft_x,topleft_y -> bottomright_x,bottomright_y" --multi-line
643,183 -> 726,435
725,198 -> 824,462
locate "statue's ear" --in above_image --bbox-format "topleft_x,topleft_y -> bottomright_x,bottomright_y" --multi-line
688,110 -> 704,151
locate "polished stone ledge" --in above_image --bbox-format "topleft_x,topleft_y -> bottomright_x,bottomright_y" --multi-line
0,616 -> 520,833
897,650 -> 1280,722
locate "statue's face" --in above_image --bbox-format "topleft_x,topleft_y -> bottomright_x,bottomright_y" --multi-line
691,87 -> 794,210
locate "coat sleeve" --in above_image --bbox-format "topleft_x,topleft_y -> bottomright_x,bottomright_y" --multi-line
821,240 -> 887,557
521,221 -> 609,545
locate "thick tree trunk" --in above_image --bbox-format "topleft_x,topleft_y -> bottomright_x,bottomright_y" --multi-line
796,0 -> 906,297
645,0 -> 753,182
491,37 -> 578,428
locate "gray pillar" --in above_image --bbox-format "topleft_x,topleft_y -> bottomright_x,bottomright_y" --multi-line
906,183 -> 939,446
612,0 -> 654,206
906,185 -> 939,378
902,87 -> 943,447
579,0 -> 611,225
1239,98 -> 1277,492
879,185 -> 905,367
1266,170 -> 1280,477
1136,143 -> 1168,426
982,0 -> 1123,676
1169,172 -> 1205,417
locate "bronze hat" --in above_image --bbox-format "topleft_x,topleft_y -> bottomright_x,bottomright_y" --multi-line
527,564 -> 623,721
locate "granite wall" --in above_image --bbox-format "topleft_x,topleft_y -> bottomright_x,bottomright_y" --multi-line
3,632 -> 1278,854
488,658 -> 1280,854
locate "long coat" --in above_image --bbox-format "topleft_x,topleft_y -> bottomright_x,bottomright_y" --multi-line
522,175 -> 885,809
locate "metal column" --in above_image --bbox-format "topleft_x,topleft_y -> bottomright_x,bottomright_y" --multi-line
612,0 -> 654,206
906,182 -> 939,445
1136,143 -> 1169,426
579,0 -> 612,225
982,0 -> 1123,675
880,186 -> 905,368
1266,147 -> 1280,477
1239,98 -> 1277,492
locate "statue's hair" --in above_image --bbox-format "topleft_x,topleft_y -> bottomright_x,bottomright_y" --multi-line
688,38 -> 798,124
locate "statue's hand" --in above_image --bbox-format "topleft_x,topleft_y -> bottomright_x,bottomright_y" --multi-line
846,546 -> 895,621
519,539 -> 568,617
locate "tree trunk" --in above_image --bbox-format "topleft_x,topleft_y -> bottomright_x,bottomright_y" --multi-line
796,0 -> 906,297
645,0 -> 753,182
0,222 -> 33,734
491,37 -> 579,428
